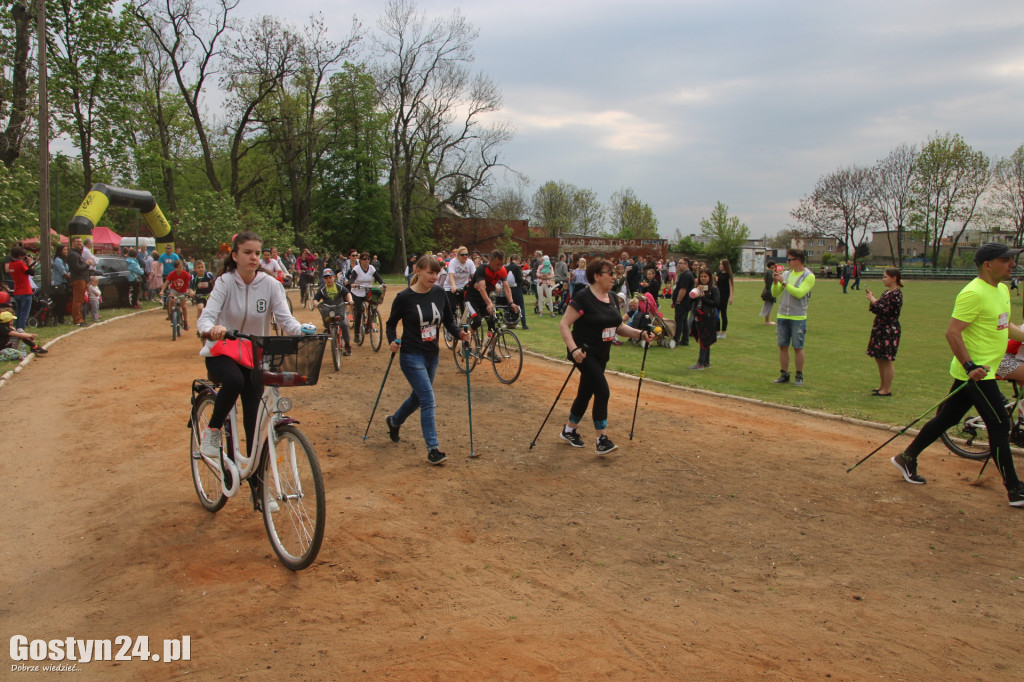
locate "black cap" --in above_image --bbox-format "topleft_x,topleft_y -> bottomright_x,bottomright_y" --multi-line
974,243 -> 1022,266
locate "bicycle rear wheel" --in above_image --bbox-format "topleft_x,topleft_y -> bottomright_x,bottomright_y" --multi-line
492,329 -> 523,384
940,406 -> 996,461
261,425 -> 325,570
172,308 -> 179,341
190,393 -> 227,512
453,326 -> 483,374
331,324 -> 342,371
370,308 -> 382,351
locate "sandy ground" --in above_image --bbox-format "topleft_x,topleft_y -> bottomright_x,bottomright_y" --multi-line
1,295 -> 1022,681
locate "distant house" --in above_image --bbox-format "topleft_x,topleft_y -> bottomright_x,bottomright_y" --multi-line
871,230 -> 928,263
790,236 -> 843,262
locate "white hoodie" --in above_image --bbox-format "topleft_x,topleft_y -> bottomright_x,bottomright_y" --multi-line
196,270 -> 301,357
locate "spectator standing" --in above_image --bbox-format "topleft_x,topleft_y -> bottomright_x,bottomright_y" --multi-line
771,249 -> 816,386
507,254 -> 529,330
667,258 -> 676,284
147,254 -> 164,302
865,268 -> 903,396
6,246 -> 34,330
716,259 -> 734,339
82,238 -> 98,268
690,268 -> 720,370
851,260 -> 861,290
51,244 -> 71,324
570,258 -> 588,300
759,261 -> 777,325
535,255 -> 555,316
126,248 -> 145,308
86,276 -> 102,323
137,249 -> 154,300
158,243 -> 180,277
67,237 -> 91,327
672,258 -> 695,346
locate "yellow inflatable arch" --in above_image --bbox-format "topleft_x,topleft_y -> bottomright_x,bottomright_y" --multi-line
68,183 -> 173,251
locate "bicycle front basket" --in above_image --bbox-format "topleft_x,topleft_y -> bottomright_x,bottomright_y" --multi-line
369,286 -> 384,304
251,334 -> 328,387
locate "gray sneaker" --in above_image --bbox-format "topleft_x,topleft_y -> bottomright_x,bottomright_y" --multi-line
200,428 -> 222,458
794,372 -> 804,387
772,371 -> 790,384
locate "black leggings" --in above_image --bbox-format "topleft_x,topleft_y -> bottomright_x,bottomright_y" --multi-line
569,352 -> 610,430
905,379 -> 1021,489
205,356 -> 263,451
352,294 -> 367,334
718,303 -> 729,332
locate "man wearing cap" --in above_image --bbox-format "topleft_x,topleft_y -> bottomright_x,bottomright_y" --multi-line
892,242 -> 1024,508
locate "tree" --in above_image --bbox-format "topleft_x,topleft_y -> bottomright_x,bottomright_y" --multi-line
134,0 -> 239,193
989,144 -> 1024,246
768,228 -> 803,249
870,144 -> 917,266
48,0 -> 141,193
791,165 -> 874,259
531,180 -> 575,236
673,235 -> 703,256
0,160 -> 37,243
606,187 -> 658,239
375,0 -> 512,270
699,201 -> 749,265
912,132 -> 990,268
572,187 -> 604,236
483,185 -> 528,221
0,1 -> 34,169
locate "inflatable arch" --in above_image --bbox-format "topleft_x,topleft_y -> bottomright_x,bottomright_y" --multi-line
68,183 -> 173,252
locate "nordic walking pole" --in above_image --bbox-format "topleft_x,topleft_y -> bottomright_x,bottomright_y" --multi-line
629,326 -> 654,440
462,325 -> 477,458
529,362 -> 577,449
363,340 -> 400,440
847,379 -> 973,473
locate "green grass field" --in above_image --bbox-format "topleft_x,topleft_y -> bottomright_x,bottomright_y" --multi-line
510,276 -> 1024,429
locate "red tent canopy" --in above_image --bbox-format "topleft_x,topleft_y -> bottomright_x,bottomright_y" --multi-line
91,225 -> 122,246
21,229 -> 68,246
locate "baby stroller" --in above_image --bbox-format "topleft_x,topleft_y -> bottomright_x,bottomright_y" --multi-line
27,291 -> 52,328
627,292 -> 675,348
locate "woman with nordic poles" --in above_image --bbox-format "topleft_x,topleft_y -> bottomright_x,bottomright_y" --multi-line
196,231 -> 305,511
385,254 -> 472,465
558,257 -> 654,454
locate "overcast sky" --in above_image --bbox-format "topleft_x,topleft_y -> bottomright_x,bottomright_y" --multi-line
242,0 -> 1024,239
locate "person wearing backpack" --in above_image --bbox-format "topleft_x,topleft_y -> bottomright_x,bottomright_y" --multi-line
771,249 -> 816,386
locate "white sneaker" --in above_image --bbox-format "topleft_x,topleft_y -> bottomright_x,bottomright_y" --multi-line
200,428 -> 222,458
265,495 -> 280,513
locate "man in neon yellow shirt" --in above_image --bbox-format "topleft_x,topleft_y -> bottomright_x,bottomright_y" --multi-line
771,249 -> 816,386
892,243 -> 1024,508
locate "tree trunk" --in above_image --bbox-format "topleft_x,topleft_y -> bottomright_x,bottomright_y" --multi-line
1,2 -> 33,169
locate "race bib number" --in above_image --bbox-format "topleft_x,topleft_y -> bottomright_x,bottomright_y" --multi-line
998,313 -> 1009,330
602,327 -> 617,342
421,325 -> 438,341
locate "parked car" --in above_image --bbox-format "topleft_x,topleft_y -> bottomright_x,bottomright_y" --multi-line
93,255 -> 132,308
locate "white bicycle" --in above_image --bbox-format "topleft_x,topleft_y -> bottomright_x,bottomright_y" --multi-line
189,332 -> 328,570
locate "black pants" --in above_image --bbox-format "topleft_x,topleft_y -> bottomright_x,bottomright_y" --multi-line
905,379 -> 1021,490
674,304 -> 691,344
129,279 -> 142,307
569,351 -> 610,429
205,356 -> 263,451
352,294 -> 367,335
717,302 -> 729,332
50,284 -> 69,323
510,286 -> 528,328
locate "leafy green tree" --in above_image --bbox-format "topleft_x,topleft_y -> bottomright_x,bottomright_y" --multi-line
0,160 -> 37,243
173,191 -> 290,260
673,235 -> 703,256
699,201 -> 749,265
607,187 -> 659,239
48,0 -> 141,193
531,180 -> 575,236
573,187 -> 604,236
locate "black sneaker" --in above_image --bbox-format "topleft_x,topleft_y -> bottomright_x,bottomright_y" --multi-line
794,372 -> 804,387
427,449 -> 447,465
560,428 -> 585,448
891,453 -> 926,484
1008,485 -> 1024,507
772,371 -> 790,384
596,435 -> 618,455
386,415 -> 401,443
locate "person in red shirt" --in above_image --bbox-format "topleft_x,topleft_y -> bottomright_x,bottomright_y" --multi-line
161,258 -> 193,330
5,246 -> 35,331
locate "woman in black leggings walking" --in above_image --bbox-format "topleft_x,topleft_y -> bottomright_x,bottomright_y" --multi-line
557,257 -> 653,454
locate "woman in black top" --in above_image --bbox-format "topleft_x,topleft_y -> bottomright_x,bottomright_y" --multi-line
690,268 -> 720,370
558,257 -> 653,454
716,258 -> 734,338
385,254 -> 471,466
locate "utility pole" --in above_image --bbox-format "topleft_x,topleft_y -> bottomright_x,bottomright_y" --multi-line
37,0 -> 52,289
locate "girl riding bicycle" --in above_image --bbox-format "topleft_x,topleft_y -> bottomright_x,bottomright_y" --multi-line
347,252 -> 386,340
196,231 -> 304,510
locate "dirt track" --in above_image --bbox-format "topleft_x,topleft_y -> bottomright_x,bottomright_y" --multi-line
2,297 -> 1022,680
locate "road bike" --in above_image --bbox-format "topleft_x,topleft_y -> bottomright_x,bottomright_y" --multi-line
188,332 -> 328,570
167,291 -> 188,340
453,316 -> 523,384
353,286 -> 383,352
941,379 -> 1024,460
316,301 -> 350,371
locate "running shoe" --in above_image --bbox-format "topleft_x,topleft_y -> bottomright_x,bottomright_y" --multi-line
386,415 -> 401,443
1008,485 -> 1024,508
560,428 -> 585,448
794,372 -> 804,387
427,449 -> 447,465
772,371 -> 790,384
891,453 -> 926,484
200,428 -> 222,458
596,435 -> 618,455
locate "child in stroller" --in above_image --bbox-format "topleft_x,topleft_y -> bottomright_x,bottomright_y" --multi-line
626,292 -> 675,348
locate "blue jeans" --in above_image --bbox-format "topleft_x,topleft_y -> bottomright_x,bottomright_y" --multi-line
393,351 -> 440,451
13,294 -> 32,330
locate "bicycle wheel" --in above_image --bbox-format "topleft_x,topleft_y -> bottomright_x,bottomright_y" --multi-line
453,325 -> 483,374
331,324 -> 342,371
190,392 -> 227,512
261,425 -> 325,571
940,406 -> 996,461
370,308 -> 382,351
443,326 -> 454,350
491,329 -> 523,384
171,308 -> 179,341
354,308 -> 366,346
